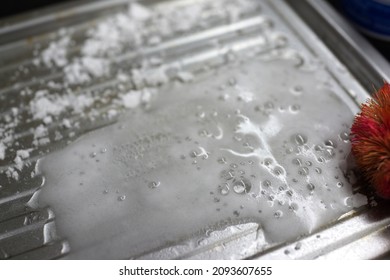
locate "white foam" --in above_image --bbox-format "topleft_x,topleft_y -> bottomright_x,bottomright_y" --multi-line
64,57 -> 109,85
121,91 -> 142,109
129,2 -> 152,21
41,36 -> 70,68
30,90 -> 67,120
34,125 -> 48,141
38,58 -> 365,259
16,149 -> 30,159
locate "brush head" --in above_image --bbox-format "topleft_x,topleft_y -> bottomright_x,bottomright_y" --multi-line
351,82 -> 390,199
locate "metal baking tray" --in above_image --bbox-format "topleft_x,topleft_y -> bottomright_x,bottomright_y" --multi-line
1,0 -> 390,260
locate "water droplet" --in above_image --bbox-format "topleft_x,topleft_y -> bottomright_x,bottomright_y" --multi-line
148,181 -> 160,189
339,131 -> 350,142
292,158 -> 302,166
344,197 -> 353,207
317,157 -> 325,163
336,182 -> 343,188
248,160 -> 254,165
262,180 -> 271,187
286,190 -> 294,197
189,150 -> 198,158
298,167 -> 309,176
274,210 -> 283,218
214,197 -> 220,203
307,183 -> 315,191
230,163 -> 238,169
100,148 -> 107,153
273,166 -> 284,176
233,210 -> 240,217
118,195 -> 126,201
232,178 -> 251,194
264,101 -> 274,109
284,249 -> 290,255
315,167 -> 322,174
324,148 -> 336,158
295,242 -> 302,250
305,161 -> 312,166
221,169 -> 235,180
290,85 -> 303,96
324,139 -> 336,148
199,129 -> 209,137
242,142 -> 252,150
90,152 -> 97,158
264,158 -> 273,166
290,104 -> 300,113
289,203 -> 298,211
291,133 -> 307,145
315,144 -> 324,152
103,190 -> 108,194
218,183 -> 230,195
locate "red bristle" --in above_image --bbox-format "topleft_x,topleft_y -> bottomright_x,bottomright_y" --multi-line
351,82 -> 390,199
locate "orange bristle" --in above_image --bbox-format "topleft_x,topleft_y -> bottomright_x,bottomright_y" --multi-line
351,82 -> 390,199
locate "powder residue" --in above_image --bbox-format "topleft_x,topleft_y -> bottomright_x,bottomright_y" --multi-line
0,142 -> 5,160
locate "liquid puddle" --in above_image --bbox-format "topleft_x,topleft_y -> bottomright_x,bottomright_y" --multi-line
38,58 -> 366,259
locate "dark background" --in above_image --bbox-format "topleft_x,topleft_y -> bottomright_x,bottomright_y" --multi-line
0,0 -> 77,18
327,0 -> 390,61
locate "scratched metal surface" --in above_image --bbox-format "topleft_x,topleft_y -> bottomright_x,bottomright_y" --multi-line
0,0 -> 389,260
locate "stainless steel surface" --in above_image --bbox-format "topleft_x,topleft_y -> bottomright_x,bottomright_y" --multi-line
287,0 -> 390,91
0,0 -> 389,259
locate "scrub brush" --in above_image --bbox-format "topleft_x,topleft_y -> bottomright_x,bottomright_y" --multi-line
351,82 -> 390,199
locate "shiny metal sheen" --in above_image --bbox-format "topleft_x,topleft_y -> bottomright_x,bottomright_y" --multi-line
0,0 -> 389,259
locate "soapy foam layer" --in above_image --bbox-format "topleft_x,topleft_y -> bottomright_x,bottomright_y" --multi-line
38,58 -> 366,259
